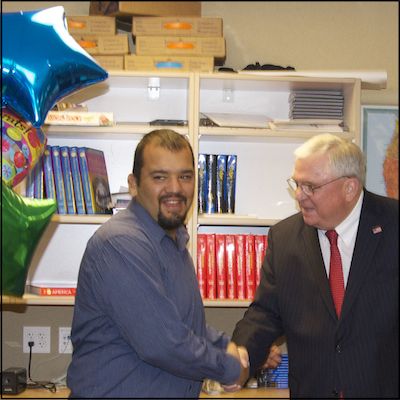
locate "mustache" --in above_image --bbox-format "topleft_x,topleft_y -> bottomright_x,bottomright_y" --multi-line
159,193 -> 187,203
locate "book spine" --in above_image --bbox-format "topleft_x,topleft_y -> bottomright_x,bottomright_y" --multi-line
235,234 -> 246,300
206,234 -> 216,299
215,234 -> 226,299
197,153 -> 207,214
255,235 -> 267,287
226,155 -> 237,213
51,146 -> 67,214
205,154 -> 217,214
60,146 -> 77,214
69,147 -> 86,214
33,160 -> 44,199
216,155 -> 227,213
196,234 -> 207,299
77,147 -> 95,214
225,234 -> 237,299
245,234 -> 256,300
25,166 -> 35,198
42,145 -> 56,202
30,287 -> 76,296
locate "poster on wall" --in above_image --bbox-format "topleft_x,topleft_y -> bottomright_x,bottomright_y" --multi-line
361,105 -> 398,199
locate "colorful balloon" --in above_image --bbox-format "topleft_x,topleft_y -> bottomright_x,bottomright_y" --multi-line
1,6 -> 108,127
1,107 -> 47,187
1,185 -> 57,297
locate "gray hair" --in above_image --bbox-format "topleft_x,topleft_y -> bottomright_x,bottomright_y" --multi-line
294,133 -> 366,186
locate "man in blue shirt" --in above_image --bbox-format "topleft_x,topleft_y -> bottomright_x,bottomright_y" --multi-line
67,129 -> 247,398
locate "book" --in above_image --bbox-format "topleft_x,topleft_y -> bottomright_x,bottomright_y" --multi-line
42,145 -> 56,202
255,235 -> 267,287
51,146 -> 68,214
25,166 -> 35,198
226,155 -> 237,214
198,154 -> 207,214
216,155 -> 227,213
44,111 -> 113,126
205,154 -> 217,214
196,234 -> 207,299
203,112 -> 272,128
206,234 -> 217,299
78,147 -> 112,214
69,147 -> 86,214
245,234 -> 256,300
60,146 -> 77,214
235,234 -> 246,300
33,160 -> 44,199
225,234 -> 237,299
27,285 -> 76,296
215,234 -> 227,299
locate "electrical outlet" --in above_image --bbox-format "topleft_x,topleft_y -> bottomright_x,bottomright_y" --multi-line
59,327 -> 72,354
23,326 -> 51,353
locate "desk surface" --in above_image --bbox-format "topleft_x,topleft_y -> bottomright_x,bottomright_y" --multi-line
3,387 -> 289,399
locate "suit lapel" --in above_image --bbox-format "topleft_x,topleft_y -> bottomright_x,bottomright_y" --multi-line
340,193 -> 382,320
301,224 -> 337,320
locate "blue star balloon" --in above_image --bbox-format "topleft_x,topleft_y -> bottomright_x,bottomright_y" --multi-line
2,6 -> 108,127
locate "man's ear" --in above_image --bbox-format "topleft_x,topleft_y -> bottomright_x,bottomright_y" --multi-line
127,173 -> 137,196
344,177 -> 360,201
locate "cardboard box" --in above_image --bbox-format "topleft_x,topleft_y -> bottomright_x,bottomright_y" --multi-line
89,2 -> 201,17
67,16 -> 116,35
133,17 -> 222,37
94,55 -> 125,70
136,36 -> 225,58
73,34 -> 129,55
124,55 -> 214,72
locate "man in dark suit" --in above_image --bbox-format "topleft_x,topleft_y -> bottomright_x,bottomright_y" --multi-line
231,133 -> 398,398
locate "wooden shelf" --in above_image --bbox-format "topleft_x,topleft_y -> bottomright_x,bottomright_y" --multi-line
198,214 -> 279,226
2,294 -> 75,306
51,214 -> 111,224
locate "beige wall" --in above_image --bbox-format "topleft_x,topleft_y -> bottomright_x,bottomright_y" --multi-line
3,1 -> 398,104
2,0 -> 398,380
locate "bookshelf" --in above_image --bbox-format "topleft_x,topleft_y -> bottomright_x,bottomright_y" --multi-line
4,71 -> 361,306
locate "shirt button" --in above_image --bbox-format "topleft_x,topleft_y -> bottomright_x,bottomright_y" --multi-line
335,343 -> 342,353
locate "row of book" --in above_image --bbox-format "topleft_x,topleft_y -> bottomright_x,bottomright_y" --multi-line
198,154 -> 237,214
26,145 -> 112,214
197,233 -> 268,300
257,353 -> 289,389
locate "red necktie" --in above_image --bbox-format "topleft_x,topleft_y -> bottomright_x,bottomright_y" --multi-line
326,230 -> 345,317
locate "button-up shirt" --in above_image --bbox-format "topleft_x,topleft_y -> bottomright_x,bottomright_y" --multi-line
67,198 -> 240,398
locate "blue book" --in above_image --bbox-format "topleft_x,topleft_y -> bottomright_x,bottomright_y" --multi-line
198,154 -> 207,214
77,147 -> 112,214
69,146 -> 86,214
51,146 -> 67,214
216,155 -> 227,213
226,155 -> 237,214
25,167 -> 35,198
205,154 -> 217,214
60,146 -> 76,214
33,161 -> 44,199
42,145 -> 56,203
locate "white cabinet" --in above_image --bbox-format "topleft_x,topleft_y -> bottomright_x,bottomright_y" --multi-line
4,71 -> 361,305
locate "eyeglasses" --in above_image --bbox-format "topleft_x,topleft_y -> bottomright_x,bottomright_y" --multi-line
287,176 -> 348,196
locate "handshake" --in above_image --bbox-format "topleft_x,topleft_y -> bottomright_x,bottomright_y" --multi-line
221,343 -> 282,393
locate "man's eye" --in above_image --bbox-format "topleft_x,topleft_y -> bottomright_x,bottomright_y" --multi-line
153,175 -> 166,181
180,174 -> 193,180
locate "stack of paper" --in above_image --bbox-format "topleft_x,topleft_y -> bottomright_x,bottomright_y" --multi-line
289,90 -> 344,120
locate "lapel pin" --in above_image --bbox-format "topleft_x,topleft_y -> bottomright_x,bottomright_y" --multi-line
372,225 -> 383,234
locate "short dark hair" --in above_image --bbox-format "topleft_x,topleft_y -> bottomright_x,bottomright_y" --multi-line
132,129 -> 194,186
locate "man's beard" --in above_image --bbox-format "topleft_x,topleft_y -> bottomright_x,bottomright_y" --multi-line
157,194 -> 188,230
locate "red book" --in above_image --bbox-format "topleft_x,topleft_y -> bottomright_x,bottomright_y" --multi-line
235,234 -> 246,300
215,234 -> 226,299
245,234 -> 256,300
206,234 -> 217,299
225,234 -> 237,299
28,285 -> 76,296
196,234 -> 207,299
255,235 -> 267,287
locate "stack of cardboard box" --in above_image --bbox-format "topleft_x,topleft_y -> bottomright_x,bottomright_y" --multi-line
67,15 -> 129,70
125,16 -> 225,72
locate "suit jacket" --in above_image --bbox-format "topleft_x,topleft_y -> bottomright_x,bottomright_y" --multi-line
232,190 -> 398,398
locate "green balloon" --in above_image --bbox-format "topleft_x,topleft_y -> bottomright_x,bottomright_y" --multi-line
1,185 -> 57,297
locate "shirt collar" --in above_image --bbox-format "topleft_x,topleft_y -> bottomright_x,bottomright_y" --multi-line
323,190 -> 364,245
